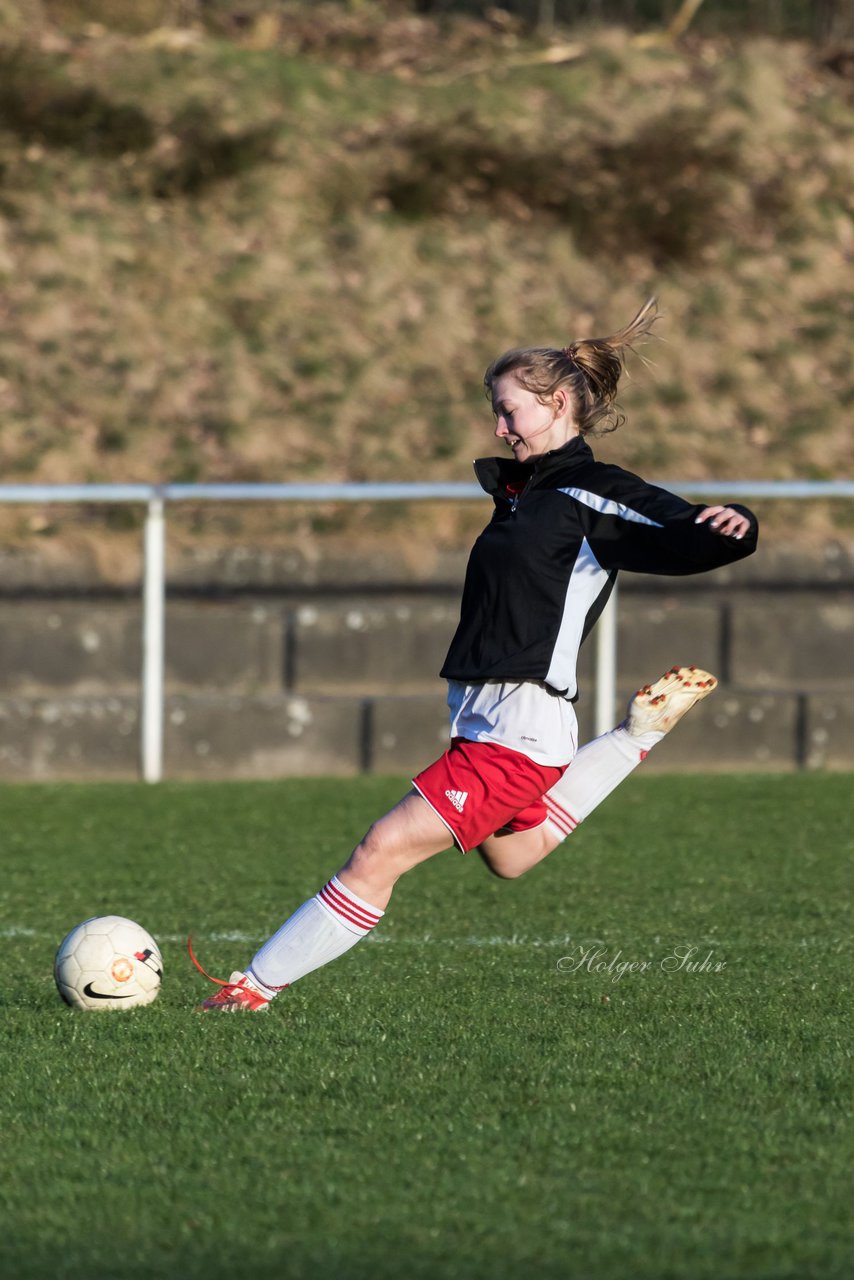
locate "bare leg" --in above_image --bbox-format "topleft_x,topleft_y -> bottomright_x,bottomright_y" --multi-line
337,789 -> 454,909
197,790 -> 456,1008
476,822 -> 558,880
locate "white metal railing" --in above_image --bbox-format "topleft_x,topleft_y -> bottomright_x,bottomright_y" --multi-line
1,480 -> 852,781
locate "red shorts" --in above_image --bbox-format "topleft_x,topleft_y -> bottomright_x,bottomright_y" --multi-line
412,737 -> 567,853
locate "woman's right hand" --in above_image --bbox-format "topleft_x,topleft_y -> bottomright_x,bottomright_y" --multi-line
694,506 -> 750,540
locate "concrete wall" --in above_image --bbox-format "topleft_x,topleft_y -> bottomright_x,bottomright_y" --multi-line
0,542 -> 852,779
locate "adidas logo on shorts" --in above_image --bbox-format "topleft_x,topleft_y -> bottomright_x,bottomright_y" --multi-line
445,789 -> 468,813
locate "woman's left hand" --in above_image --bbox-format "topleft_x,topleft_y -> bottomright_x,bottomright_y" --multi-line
694,506 -> 750,540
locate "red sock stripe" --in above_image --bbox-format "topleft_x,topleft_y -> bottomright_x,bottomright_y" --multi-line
544,796 -> 578,837
318,880 -> 382,932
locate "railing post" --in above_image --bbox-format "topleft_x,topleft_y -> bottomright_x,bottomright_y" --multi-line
594,581 -> 618,738
142,492 -> 165,783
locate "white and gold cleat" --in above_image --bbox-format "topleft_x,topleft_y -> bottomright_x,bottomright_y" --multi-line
626,666 -> 718,738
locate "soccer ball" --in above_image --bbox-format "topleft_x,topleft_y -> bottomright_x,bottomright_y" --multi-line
54,915 -> 163,1011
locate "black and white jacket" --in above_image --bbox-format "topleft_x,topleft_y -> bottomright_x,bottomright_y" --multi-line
440,436 -> 758,700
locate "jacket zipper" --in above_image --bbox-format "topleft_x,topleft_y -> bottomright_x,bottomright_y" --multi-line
510,470 -> 540,513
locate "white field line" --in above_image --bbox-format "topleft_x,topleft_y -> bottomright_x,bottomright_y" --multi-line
1,925 -> 742,949
4,925 -> 591,947
179,932 -> 592,948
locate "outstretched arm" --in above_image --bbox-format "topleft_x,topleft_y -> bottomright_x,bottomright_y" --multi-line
578,465 -> 759,576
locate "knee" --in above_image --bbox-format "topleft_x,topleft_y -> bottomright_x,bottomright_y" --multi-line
347,820 -> 402,877
478,850 -> 528,880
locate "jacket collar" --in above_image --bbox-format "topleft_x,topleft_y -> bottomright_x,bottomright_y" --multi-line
473,435 -> 593,497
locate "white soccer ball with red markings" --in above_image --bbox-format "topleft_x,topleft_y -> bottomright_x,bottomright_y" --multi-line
54,915 -> 163,1011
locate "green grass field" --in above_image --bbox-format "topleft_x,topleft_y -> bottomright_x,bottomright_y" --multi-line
0,775 -> 851,1280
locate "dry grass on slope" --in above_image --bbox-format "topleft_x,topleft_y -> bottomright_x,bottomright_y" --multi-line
0,16 -> 851,563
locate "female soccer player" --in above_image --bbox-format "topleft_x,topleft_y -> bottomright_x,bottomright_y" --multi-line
193,299 -> 758,1010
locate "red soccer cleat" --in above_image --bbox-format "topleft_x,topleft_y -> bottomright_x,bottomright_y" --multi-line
188,936 -> 272,1012
198,972 -> 270,1012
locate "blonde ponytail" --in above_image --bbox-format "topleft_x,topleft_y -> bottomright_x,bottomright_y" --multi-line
485,297 -> 659,437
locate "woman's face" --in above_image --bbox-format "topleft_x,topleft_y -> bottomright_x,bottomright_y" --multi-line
491,374 -> 577,463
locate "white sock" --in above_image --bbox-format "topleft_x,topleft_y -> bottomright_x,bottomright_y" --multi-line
543,723 -> 663,841
246,875 -> 384,998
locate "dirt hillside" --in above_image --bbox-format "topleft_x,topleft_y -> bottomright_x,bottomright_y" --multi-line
0,4 -> 852,563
